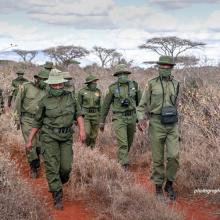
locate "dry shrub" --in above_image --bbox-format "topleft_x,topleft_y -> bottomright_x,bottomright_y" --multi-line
176,80 -> 220,201
0,151 -> 51,220
0,113 -> 51,220
67,144 -> 182,220
1,62 -> 220,217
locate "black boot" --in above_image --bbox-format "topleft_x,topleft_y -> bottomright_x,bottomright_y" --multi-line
156,184 -> 163,197
155,184 -> 164,200
53,190 -> 63,210
164,181 -> 176,201
30,159 -> 40,179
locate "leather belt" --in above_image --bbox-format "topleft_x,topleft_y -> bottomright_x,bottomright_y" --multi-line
113,110 -> 135,116
44,125 -> 72,133
83,107 -> 100,113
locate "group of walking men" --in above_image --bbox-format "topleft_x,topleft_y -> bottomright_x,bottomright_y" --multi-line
1,55 -> 180,209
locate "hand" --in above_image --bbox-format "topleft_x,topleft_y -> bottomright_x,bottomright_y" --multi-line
137,119 -> 146,132
78,129 -> 86,143
25,140 -> 33,151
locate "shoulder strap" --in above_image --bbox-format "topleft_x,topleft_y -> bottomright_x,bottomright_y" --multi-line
130,80 -> 139,105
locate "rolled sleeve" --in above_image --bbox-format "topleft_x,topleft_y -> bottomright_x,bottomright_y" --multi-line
74,98 -> 84,120
136,83 -> 150,120
32,100 -> 45,128
100,89 -> 113,124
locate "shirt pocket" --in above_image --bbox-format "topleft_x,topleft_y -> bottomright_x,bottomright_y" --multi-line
63,100 -> 75,115
129,86 -> 136,98
45,103 -> 60,118
82,92 -> 90,106
113,88 -> 121,105
151,89 -> 163,108
94,92 -> 101,106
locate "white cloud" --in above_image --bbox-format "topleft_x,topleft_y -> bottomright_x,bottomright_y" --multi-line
149,0 -> 219,9
205,10 -> 220,31
0,0 -> 178,31
0,21 -> 37,40
0,0 -> 220,65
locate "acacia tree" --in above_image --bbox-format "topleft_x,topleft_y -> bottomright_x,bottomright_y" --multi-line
139,36 -> 205,60
44,45 -> 89,66
13,49 -> 38,63
92,46 -> 117,68
92,46 -> 133,68
175,55 -> 200,66
143,55 -> 200,67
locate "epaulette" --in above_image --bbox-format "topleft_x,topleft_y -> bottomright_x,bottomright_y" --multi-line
109,82 -> 117,89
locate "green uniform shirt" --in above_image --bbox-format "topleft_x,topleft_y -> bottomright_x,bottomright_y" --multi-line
32,91 -> 82,129
136,76 -> 179,120
100,80 -> 141,123
11,77 -> 29,97
78,86 -> 101,115
64,82 -> 75,94
14,82 -> 46,119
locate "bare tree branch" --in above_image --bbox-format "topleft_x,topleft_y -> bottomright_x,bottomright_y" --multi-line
13,49 -> 38,63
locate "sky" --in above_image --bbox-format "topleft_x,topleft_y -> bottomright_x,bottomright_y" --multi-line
0,0 -> 220,66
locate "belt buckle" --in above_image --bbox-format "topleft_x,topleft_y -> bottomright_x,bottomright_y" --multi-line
89,108 -> 95,113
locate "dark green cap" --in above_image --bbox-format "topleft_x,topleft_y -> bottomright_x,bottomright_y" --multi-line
62,72 -> 73,80
16,70 -> 25,75
85,75 -> 99,84
113,64 -> 131,76
34,70 -> 50,79
157,56 -> 175,66
44,61 -> 53,69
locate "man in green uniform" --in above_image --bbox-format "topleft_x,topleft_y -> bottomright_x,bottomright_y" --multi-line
0,88 -> 4,115
44,61 -> 53,71
78,75 -> 101,148
63,71 -> 75,94
8,70 -> 28,107
26,69 -> 85,209
100,64 -> 141,170
14,70 -> 49,178
137,56 -> 180,200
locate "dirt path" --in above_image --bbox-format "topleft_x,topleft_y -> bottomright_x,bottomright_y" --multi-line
10,147 -> 94,220
7,144 -> 220,220
133,168 -> 220,220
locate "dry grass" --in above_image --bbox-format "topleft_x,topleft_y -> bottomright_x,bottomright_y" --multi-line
0,112 -> 50,220
0,150 -> 51,220
1,61 -> 220,218
67,144 -> 183,220
176,82 -> 220,202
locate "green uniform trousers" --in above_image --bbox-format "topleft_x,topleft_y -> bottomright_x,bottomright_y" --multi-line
112,113 -> 136,166
40,132 -> 73,192
84,118 -> 99,148
149,115 -> 179,185
21,116 -> 40,167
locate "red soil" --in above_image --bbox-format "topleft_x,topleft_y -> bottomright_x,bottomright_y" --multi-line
133,169 -> 220,220
10,147 -> 94,220
8,146 -> 220,220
